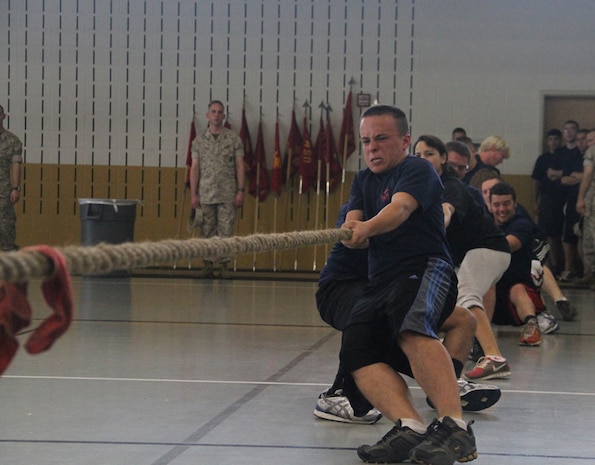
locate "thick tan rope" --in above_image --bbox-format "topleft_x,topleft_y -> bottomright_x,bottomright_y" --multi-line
0,228 -> 353,283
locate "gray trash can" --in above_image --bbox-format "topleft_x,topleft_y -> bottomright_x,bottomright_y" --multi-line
79,198 -> 139,276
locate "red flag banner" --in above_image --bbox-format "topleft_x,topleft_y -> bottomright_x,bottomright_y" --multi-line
271,121 -> 283,196
282,109 -> 303,182
338,90 -> 356,162
249,120 -> 270,202
184,118 -> 197,188
239,108 -> 254,179
299,116 -> 317,193
325,114 -> 343,192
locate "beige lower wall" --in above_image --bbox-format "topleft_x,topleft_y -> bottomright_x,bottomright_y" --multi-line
502,174 -> 536,220
15,164 -> 355,271
14,164 -> 534,271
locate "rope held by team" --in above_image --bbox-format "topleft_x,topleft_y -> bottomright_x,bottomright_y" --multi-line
0,228 -> 353,283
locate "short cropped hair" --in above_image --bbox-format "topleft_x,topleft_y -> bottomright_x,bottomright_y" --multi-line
564,120 -> 579,130
479,135 -> 510,159
490,181 -> 516,201
361,105 -> 409,137
469,168 -> 501,190
445,140 -> 471,161
208,99 -> 225,110
452,127 -> 467,138
546,128 -> 562,138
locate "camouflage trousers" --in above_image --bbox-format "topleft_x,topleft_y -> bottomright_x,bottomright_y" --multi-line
0,196 -> 17,251
582,195 -> 595,274
201,202 -> 237,264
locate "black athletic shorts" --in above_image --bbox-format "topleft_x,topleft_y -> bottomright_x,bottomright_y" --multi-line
537,192 -> 565,237
340,256 -> 457,374
315,278 -> 367,331
563,195 -> 580,244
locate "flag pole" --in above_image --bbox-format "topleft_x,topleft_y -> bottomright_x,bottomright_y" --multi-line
272,111 -> 280,272
312,101 -> 325,271
231,101 -> 239,272
278,146 -> 292,272
339,78 -> 356,204
175,109 -> 196,270
324,103 -> 333,261
252,161 -> 260,271
340,136 -> 349,204
173,183 -> 187,270
273,194 -> 278,271
313,156 -> 322,271
294,176 -> 303,270
282,101 -> 298,272
294,100 -> 310,270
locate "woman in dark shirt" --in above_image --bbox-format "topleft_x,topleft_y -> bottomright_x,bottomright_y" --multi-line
415,135 -> 512,382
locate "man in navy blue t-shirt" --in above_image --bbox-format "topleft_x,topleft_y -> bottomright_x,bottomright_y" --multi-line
490,182 -> 547,346
339,105 -> 477,465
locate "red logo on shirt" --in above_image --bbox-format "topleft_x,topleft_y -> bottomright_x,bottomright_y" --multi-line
381,189 -> 390,203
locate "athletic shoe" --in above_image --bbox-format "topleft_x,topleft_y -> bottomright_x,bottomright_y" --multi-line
201,262 -> 214,278
537,311 -> 559,334
357,420 -> 426,463
555,299 -> 578,321
558,270 -> 579,283
464,356 -> 511,381
409,417 -> 478,465
574,272 -> 595,287
217,263 -> 230,279
314,390 -> 382,425
519,317 -> 543,346
426,379 -> 501,412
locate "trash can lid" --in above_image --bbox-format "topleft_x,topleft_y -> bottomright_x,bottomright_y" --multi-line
78,198 -> 140,207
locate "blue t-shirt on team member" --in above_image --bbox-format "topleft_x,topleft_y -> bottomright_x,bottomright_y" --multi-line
497,213 -> 535,288
462,154 -> 500,184
441,172 -> 509,266
467,184 -> 485,208
348,155 -> 452,279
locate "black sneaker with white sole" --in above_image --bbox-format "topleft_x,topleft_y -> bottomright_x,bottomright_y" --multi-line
426,379 -> 501,412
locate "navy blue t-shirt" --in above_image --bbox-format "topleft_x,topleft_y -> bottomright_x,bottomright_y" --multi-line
318,204 -> 368,283
462,154 -> 500,184
557,145 -> 583,198
348,155 -> 452,279
531,151 -> 565,195
467,184 -> 485,207
497,213 -> 535,287
441,173 -> 509,265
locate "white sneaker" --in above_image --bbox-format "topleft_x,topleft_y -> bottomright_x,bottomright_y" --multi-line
313,390 -> 382,424
537,311 -> 560,334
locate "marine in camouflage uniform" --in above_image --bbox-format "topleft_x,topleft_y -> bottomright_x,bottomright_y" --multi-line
576,135 -> 595,285
0,105 -> 23,251
190,100 -> 245,276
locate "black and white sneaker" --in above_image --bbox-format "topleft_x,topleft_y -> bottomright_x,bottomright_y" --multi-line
314,390 -> 382,425
426,379 -> 501,412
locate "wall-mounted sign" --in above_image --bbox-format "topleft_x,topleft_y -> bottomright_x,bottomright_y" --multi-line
357,93 -> 371,107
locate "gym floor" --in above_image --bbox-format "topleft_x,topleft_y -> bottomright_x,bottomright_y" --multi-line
2,274 -> 594,465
